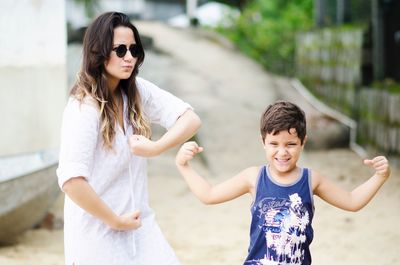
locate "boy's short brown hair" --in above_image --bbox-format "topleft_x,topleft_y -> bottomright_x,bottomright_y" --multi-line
260,100 -> 307,144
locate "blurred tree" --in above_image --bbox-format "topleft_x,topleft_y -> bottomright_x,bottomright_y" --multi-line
211,0 -> 251,10
219,0 -> 313,76
336,0 -> 351,24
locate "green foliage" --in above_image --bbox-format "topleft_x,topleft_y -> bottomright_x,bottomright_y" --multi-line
210,0 -> 250,10
218,0 -> 313,76
371,79 -> 400,94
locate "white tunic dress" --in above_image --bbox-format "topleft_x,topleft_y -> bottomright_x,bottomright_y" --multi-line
57,77 -> 191,265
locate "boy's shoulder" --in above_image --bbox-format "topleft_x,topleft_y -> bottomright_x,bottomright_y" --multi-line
307,168 -> 323,178
243,166 -> 263,175
242,166 -> 263,184
306,168 -> 325,192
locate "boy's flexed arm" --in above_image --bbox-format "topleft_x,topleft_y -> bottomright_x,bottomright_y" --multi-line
176,141 -> 257,205
314,156 -> 391,212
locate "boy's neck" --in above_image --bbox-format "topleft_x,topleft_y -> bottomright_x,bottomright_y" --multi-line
268,165 -> 301,185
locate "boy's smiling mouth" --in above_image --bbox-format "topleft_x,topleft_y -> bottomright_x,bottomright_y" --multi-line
275,157 -> 290,163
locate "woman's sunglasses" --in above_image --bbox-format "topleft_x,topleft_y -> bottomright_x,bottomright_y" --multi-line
112,44 -> 142,58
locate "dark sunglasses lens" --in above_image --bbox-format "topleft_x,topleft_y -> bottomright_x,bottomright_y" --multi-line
129,45 -> 141,58
115,45 -> 128,58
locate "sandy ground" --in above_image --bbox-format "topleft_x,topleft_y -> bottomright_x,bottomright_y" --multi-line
1,22 -> 399,265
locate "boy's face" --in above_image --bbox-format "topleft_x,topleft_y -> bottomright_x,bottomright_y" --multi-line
262,128 -> 305,177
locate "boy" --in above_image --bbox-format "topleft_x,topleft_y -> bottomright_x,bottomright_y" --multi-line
175,100 -> 390,265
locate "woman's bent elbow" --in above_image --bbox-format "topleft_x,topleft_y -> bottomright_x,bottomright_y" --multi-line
62,177 -> 87,193
189,111 -> 202,131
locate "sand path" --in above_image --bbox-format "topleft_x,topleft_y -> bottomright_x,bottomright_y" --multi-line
0,22 -> 398,265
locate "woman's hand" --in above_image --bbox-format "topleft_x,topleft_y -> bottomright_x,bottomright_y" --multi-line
129,134 -> 160,157
110,210 -> 142,231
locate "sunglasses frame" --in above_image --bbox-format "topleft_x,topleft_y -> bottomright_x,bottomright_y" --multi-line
112,44 -> 142,58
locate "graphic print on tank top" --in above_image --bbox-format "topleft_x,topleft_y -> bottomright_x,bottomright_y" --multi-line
245,167 -> 313,265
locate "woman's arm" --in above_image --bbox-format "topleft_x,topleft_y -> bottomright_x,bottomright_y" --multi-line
175,141 -> 258,204
313,156 -> 390,212
58,100 -> 141,231
129,109 -> 201,157
63,177 -> 141,230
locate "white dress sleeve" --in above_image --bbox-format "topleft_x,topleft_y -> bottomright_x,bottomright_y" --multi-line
56,98 -> 100,189
136,77 -> 192,129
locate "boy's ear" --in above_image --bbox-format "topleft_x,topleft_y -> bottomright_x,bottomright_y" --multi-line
260,134 -> 265,147
302,135 -> 308,148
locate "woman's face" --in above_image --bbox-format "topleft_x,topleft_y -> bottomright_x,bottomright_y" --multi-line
104,26 -> 138,90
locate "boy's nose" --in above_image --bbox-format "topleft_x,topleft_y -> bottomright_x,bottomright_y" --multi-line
277,147 -> 288,155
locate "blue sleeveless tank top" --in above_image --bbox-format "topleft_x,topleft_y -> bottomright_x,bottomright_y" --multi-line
244,166 -> 314,265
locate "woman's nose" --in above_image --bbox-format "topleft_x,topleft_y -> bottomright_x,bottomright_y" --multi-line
123,50 -> 134,61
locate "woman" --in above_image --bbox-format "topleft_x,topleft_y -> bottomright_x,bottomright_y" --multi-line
57,12 -> 201,265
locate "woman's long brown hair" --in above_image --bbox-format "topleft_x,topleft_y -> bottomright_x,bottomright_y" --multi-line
71,12 -> 151,149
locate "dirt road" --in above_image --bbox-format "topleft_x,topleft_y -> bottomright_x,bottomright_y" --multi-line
0,21 -> 398,265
